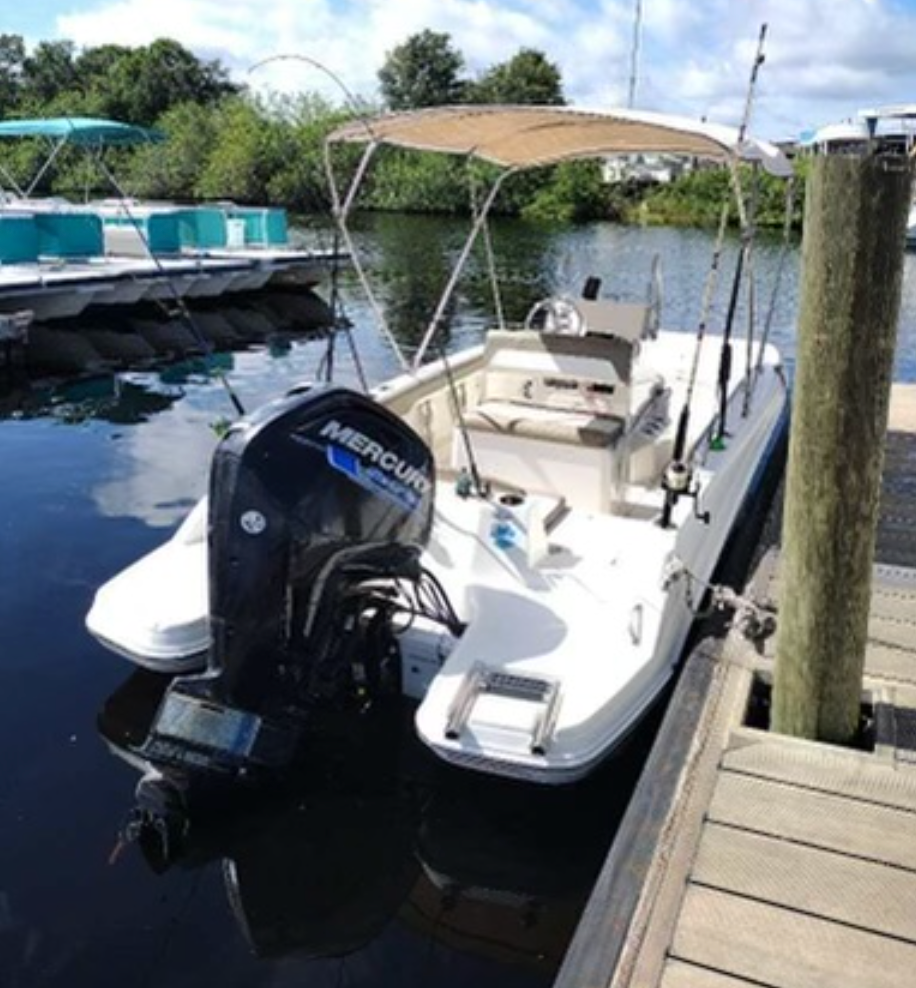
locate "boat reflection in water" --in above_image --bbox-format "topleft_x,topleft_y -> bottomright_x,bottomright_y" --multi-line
5,287 -> 334,379
97,670 -> 657,976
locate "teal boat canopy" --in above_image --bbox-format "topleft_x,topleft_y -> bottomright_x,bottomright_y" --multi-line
0,117 -> 164,146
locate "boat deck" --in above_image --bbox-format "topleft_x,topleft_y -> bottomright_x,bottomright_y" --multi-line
556,383 -> 916,988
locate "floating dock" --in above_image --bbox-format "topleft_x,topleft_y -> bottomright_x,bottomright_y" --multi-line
0,202 -> 344,322
557,383 -> 916,988
0,248 -> 343,322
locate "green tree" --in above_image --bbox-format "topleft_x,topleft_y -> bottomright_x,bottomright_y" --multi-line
196,95 -> 287,203
258,92 -> 351,212
126,100 -> 217,199
130,90 -> 355,209
363,148 -> 470,213
378,30 -> 466,110
0,34 -> 25,116
73,44 -> 133,117
21,40 -> 77,105
632,164 -> 802,229
522,161 -> 610,222
101,39 -> 237,126
469,48 -> 565,106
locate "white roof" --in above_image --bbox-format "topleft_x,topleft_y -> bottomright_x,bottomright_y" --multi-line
329,105 -> 793,177
806,120 -> 870,146
859,103 -> 916,120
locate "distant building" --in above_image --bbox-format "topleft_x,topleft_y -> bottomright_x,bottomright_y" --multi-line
798,119 -> 870,155
799,105 -> 916,156
601,153 -> 693,185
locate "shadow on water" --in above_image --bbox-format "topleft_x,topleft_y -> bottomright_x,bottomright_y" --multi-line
92,668 -> 665,984
0,287 -> 335,395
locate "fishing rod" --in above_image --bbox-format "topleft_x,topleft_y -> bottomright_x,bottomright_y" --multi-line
659,21 -> 768,528
740,242 -> 757,419
753,174 -> 796,391
712,22 -> 768,447
95,157 -> 247,417
469,164 -> 506,331
659,203 -> 730,528
249,53 -> 411,375
436,338 -> 487,499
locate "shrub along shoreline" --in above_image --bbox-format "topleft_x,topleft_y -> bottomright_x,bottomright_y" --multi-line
4,95 -> 799,230
0,36 -> 802,230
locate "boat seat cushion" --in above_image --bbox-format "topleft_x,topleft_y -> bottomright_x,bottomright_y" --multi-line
483,329 -> 633,385
462,399 -> 624,448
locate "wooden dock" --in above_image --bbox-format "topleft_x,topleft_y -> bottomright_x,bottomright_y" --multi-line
556,384 -> 916,988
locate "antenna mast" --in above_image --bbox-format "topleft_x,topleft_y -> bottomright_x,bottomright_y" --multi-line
627,0 -> 643,108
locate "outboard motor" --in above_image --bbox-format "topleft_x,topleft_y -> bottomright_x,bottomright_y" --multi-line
139,384 -> 435,778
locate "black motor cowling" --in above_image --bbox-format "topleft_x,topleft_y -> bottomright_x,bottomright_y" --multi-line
139,384 -> 435,776
209,384 -> 435,705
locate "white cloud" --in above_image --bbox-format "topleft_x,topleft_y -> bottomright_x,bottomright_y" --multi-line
92,398 -> 216,528
59,0 -> 254,54
636,0 -> 916,135
55,0 -> 916,139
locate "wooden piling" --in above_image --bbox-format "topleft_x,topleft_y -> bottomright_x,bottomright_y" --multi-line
771,153 -> 913,742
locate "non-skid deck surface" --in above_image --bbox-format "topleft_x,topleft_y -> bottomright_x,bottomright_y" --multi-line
562,385 -> 916,988
755,563 -> 916,685
877,384 -> 916,568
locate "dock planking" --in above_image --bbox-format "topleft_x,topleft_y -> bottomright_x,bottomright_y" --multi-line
668,886 -> 916,988
555,384 -> 916,988
708,770 -> 916,867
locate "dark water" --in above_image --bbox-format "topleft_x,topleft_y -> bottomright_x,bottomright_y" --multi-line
1,214 -> 915,988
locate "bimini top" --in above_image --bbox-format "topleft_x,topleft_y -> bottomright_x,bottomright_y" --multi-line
0,117 -> 164,146
329,104 -> 793,177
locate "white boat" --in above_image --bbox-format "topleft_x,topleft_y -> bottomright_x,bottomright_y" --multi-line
86,105 -> 792,785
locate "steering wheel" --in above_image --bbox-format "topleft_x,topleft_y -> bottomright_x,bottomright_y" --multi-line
523,296 -> 586,337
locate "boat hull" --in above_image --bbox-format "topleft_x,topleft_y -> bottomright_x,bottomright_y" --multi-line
84,325 -> 790,787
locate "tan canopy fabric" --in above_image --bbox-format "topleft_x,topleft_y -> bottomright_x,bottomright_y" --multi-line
329,105 -> 793,177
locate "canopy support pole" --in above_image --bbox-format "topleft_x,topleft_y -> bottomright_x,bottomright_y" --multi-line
324,139 -> 410,372
412,168 -> 513,369
25,136 -> 68,197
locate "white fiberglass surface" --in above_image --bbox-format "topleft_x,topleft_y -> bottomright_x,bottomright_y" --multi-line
414,337 -> 786,772
418,489 -> 676,756
85,499 -> 209,662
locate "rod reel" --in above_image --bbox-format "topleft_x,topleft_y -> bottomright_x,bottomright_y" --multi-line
661,459 -> 710,526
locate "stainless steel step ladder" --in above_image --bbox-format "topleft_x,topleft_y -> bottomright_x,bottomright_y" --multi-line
444,663 -> 562,755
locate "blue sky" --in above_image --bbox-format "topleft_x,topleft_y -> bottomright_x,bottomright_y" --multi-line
10,0 -> 916,140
